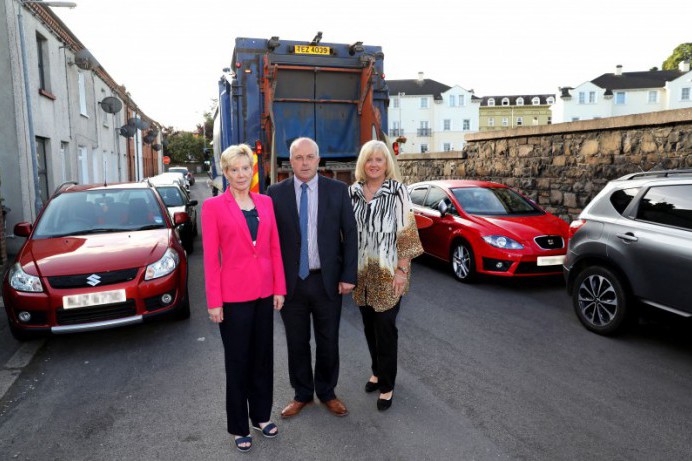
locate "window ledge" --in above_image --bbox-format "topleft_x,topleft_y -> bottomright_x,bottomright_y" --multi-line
38,89 -> 56,100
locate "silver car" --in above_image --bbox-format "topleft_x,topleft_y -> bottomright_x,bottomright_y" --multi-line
564,169 -> 692,335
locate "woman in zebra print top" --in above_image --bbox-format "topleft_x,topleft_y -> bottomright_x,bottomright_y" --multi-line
348,140 -> 423,411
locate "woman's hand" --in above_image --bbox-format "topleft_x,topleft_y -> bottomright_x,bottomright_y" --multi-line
274,295 -> 285,311
208,307 -> 223,323
392,271 -> 407,298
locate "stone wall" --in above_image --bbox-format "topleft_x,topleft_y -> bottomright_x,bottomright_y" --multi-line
397,108 -> 692,222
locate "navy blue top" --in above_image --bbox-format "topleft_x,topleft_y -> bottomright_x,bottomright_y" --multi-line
242,208 -> 259,243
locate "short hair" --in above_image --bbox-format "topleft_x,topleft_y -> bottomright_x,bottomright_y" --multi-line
289,137 -> 319,158
220,144 -> 253,172
354,140 -> 395,182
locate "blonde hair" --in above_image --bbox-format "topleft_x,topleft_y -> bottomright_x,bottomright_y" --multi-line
220,144 -> 253,172
354,140 -> 395,182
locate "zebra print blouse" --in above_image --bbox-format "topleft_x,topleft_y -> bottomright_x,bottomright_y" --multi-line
348,179 -> 423,311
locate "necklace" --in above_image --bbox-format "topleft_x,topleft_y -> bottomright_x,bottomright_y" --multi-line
364,181 -> 382,196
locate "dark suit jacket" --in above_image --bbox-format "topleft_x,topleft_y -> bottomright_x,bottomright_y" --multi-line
267,175 -> 358,301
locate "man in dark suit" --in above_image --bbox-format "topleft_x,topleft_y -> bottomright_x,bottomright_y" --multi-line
267,137 -> 358,418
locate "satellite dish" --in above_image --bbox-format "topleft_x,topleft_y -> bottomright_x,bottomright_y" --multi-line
100,96 -> 122,114
152,144 -> 162,152
142,133 -> 155,144
119,125 -> 136,138
148,128 -> 159,136
127,117 -> 150,131
74,49 -> 99,71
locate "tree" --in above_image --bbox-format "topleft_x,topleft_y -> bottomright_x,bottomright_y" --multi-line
662,43 -> 692,70
165,131 -> 204,164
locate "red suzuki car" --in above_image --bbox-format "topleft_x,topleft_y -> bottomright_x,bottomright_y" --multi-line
409,180 -> 569,282
3,182 -> 190,341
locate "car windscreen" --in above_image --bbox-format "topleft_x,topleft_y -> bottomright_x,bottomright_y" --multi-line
33,189 -> 167,238
156,186 -> 186,207
451,187 -> 543,216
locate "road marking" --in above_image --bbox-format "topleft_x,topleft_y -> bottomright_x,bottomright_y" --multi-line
0,339 -> 45,400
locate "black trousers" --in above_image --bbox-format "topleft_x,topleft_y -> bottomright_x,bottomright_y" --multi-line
219,296 -> 273,436
281,271 -> 342,402
359,300 -> 401,394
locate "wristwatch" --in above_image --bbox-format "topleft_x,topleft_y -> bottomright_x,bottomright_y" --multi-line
397,265 -> 409,274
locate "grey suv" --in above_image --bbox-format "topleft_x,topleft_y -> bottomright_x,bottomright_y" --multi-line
564,170 -> 692,335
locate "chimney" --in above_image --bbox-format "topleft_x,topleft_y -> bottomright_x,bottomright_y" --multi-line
680,60 -> 691,73
417,72 -> 424,86
615,65 -> 623,76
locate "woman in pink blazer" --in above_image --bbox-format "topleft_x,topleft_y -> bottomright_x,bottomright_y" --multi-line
202,144 -> 286,453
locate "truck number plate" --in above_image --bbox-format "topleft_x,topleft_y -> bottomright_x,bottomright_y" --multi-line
63,289 -> 126,309
294,45 -> 330,55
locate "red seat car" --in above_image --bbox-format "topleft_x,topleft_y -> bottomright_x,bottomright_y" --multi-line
409,180 -> 569,282
3,182 -> 190,341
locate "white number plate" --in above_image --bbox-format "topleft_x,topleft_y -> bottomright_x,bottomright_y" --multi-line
63,289 -> 126,309
536,255 -> 566,266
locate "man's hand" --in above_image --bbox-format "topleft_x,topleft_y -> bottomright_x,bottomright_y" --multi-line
338,282 -> 355,295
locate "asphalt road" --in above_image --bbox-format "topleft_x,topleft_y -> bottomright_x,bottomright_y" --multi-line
2,179 -> 692,460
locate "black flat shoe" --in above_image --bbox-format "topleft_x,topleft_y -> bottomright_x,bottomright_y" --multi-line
377,395 -> 393,411
365,381 -> 379,393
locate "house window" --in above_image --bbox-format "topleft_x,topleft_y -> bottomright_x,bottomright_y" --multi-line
392,97 -> 399,108
449,95 -> 456,107
589,91 -> 596,103
420,97 -> 428,108
532,97 -> 540,105
516,97 -> 524,106
459,95 -> 465,106
417,120 -> 430,136
682,87 -> 690,101
443,119 -> 451,131
36,137 -> 49,203
547,96 -> 555,104
462,119 -> 470,130
516,117 -> 523,126
391,121 -> 401,136
571,117 -> 580,122
78,72 -> 88,116
648,91 -> 658,103
488,117 -> 495,127
36,33 -> 49,91
578,92 -> 585,104
533,117 -> 539,125
547,116 -> 552,125
420,144 -> 428,153
615,91 -> 626,104
501,97 -> 510,106
443,143 -> 451,152
502,117 -> 509,126
487,98 -> 495,106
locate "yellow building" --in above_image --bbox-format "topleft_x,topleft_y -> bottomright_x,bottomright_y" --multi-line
479,95 -> 555,131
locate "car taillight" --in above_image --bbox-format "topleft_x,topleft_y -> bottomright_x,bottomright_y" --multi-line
569,219 -> 586,238
392,142 -> 399,155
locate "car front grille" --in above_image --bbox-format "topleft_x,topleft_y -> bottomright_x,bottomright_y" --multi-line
47,268 -> 139,289
56,301 -> 136,325
534,235 -> 564,250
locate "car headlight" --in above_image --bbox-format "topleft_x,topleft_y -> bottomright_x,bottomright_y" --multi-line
482,235 -> 524,250
145,248 -> 180,280
9,263 -> 43,292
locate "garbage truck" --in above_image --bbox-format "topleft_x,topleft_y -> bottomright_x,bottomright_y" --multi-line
210,35 -> 393,193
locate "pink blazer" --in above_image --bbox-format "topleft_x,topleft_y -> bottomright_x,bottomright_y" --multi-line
202,190 -> 286,308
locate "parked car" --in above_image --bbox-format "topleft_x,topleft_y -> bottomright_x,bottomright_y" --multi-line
168,166 -> 195,186
409,180 -> 570,282
154,172 -> 189,192
149,180 -> 198,253
564,169 -> 692,335
3,182 -> 190,341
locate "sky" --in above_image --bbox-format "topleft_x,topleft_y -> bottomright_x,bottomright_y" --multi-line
52,0 -> 691,131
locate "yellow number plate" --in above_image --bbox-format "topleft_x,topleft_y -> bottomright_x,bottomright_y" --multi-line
294,45 -> 330,55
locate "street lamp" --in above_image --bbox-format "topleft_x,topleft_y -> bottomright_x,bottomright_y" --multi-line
16,0 -> 76,216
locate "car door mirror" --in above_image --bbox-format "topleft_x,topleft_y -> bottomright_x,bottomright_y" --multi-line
14,222 -> 32,237
437,200 -> 448,216
173,212 -> 189,226
188,200 -> 198,207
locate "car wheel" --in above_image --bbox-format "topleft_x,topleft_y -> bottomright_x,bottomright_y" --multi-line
173,291 -> 191,320
450,240 -> 476,283
572,266 -> 629,335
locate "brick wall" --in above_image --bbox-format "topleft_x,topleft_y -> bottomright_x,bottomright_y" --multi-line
397,108 -> 692,222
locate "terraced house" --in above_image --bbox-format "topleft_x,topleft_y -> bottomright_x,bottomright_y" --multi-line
479,94 -> 555,131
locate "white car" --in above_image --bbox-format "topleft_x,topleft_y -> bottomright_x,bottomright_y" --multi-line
150,172 -> 189,192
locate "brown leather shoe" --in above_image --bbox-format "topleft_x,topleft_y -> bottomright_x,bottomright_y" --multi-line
281,400 -> 311,419
323,398 -> 349,417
